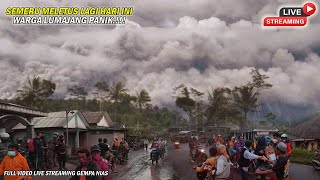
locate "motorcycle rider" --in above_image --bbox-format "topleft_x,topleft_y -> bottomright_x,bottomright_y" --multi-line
281,134 -> 292,157
195,147 -> 218,179
149,140 -> 160,160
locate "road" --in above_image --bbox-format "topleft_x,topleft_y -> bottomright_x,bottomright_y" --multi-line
26,143 -> 320,180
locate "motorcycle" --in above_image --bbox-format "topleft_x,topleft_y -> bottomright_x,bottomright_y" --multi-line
193,146 -> 207,163
118,151 -> 126,165
174,141 -> 180,149
150,148 -> 160,165
312,150 -> 320,170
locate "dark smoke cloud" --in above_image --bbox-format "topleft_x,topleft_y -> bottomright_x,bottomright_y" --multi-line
0,0 -> 320,118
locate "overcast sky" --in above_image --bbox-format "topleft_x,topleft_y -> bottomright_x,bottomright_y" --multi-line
0,0 -> 320,112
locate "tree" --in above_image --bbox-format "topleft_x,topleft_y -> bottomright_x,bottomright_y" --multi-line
173,84 -> 196,128
109,81 -> 128,122
15,76 -> 56,109
249,68 -> 273,125
232,85 -> 258,128
93,81 -> 110,111
67,85 -> 88,109
206,87 -> 231,126
135,89 -> 151,110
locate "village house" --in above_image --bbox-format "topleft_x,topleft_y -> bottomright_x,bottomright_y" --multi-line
12,111 -> 90,148
82,111 -> 128,147
288,117 -> 320,151
12,111 -> 128,150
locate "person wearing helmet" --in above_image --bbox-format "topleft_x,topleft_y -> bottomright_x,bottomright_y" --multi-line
238,140 -> 267,180
0,133 -> 11,163
256,142 -> 290,180
281,134 -> 292,157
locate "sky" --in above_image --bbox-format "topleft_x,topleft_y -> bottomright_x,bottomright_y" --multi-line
0,0 -> 320,120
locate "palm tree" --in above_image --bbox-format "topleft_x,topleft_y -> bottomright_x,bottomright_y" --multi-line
232,85 -> 258,128
16,76 -> 56,109
206,87 -> 231,126
135,89 -> 151,110
109,81 -> 128,122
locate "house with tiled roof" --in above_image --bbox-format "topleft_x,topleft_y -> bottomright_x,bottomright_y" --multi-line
288,117 -> 320,151
82,111 -> 128,146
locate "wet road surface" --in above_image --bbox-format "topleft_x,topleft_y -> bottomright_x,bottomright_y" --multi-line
113,147 -> 174,180
28,143 -> 320,180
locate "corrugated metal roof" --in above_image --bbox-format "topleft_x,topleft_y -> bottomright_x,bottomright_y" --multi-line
82,111 -> 113,125
13,111 -> 77,129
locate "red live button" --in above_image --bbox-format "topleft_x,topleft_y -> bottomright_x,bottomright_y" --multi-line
263,16 -> 307,26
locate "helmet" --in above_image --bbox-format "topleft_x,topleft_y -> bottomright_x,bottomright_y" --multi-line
90,145 -> 101,152
281,134 -> 288,138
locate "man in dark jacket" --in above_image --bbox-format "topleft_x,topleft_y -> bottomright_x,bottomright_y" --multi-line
98,138 -> 108,158
56,135 -> 67,170
33,132 -> 47,170
69,148 -> 100,180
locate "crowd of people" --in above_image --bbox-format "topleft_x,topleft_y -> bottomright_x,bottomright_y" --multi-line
194,132 -> 292,180
0,131 -> 132,180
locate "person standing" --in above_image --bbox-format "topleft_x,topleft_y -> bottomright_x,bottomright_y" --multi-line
69,148 -> 100,180
238,140 -> 267,180
98,138 -> 108,158
280,134 -> 292,157
256,142 -> 290,180
33,132 -> 47,170
56,135 -> 66,170
144,139 -> 149,151
212,144 -> 231,179
52,133 -> 59,167
0,144 -> 32,180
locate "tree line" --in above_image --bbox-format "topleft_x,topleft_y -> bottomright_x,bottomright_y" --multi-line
173,68 -> 274,130
2,68 -> 276,135
4,78 -> 184,137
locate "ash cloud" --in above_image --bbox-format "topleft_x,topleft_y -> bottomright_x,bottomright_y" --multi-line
0,0 -> 320,119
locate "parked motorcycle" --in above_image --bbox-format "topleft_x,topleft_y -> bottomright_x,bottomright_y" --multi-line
174,141 -> 180,149
150,148 -> 160,165
312,150 -> 320,170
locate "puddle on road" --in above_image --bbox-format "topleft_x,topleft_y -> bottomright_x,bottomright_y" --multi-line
133,164 -> 175,180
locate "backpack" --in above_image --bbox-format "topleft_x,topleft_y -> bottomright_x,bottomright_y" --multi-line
28,139 -> 34,153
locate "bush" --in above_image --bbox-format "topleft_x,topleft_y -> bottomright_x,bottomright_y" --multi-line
291,148 -> 314,165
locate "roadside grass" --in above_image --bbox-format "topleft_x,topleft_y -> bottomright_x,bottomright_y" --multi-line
291,148 -> 314,165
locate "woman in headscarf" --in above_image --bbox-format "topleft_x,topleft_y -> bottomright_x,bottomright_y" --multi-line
212,144 -> 231,179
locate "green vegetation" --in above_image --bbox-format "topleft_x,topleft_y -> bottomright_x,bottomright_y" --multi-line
4,68 -> 274,137
172,68 -> 273,129
291,148 -> 314,165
